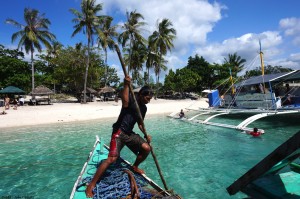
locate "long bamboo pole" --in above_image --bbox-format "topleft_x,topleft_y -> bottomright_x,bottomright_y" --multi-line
114,43 -> 169,190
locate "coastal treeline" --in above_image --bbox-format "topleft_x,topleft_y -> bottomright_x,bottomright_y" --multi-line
1,0 -> 292,101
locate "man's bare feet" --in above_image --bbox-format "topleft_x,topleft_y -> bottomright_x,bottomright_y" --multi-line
132,166 -> 145,174
85,183 -> 95,198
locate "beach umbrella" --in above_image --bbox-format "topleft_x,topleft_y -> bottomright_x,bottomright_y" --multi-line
29,85 -> 54,95
0,86 -> 25,94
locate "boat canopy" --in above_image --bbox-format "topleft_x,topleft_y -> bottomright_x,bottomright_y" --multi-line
236,70 -> 300,87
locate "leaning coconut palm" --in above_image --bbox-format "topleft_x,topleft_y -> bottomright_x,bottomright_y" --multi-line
149,18 -> 176,98
96,16 -> 119,86
118,10 -> 147,74
5,8 -> 56,92
70,0 -> 103,103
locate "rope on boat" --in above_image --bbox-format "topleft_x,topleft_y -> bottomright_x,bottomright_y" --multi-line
79,159 -> 156,199
123,169 -> 140,198
77,158 -> 181,199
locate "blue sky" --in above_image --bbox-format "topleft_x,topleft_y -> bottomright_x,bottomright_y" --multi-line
1,0 -> 300,79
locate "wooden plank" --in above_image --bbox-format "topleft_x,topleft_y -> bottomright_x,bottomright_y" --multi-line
227,130 -> 300,195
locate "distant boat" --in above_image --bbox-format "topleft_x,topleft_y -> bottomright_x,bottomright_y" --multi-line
70,136 -> 180,199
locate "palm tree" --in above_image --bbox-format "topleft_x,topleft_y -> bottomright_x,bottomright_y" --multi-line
118,10 -> 147,74
46,41 -> 62,58
70,0 -> 102,103
224,52 -> 246,76
146,46 -> 159,85
149,18 -> 176,97
6,8 -> 56,92
154,55 -> 168,90
96,16 -> 119,86
130,41 -> 148,85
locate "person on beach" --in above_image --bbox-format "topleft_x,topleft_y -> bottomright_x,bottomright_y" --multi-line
86,75 -> 153,198
19,96 -> 25,106
5,95 -> 10,110
13,99 -> 18,110
179,109 -> 185,118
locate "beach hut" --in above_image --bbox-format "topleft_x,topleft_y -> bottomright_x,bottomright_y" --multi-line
81,87 -> 97,102
29,85 -> 54,105
98,86 -> 116,101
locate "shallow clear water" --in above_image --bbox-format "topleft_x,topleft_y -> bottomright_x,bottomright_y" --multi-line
0,113 -> 299,199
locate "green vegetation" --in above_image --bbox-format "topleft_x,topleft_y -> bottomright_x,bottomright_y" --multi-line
1,0 -> 293,101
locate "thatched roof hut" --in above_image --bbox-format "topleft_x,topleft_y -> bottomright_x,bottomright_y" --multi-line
82,87 -> 97,94
28,85 -> 53,105
99,86 -> 115,94
30,85 -> 54,95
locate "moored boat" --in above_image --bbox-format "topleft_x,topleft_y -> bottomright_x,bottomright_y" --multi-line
70,136 -> 180,199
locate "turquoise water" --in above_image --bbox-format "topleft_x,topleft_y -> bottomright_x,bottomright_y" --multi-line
1,113 -> 300,199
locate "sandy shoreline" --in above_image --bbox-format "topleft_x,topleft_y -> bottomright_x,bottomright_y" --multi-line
0,98 -> 208,128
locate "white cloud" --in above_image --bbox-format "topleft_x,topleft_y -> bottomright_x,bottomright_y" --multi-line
101,0 -> 224,55
100,0 -> 225,78
289,53 -> 300,62
99,1 -> 300,80
279,17 -> 300,36
279,17 -> 300,45
194,31 -> 282,65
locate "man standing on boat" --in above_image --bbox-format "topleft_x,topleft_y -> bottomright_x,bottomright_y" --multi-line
86,75 -> 153,197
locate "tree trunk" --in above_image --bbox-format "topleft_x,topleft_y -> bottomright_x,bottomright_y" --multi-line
155,55 -> 162,99
83,39 -> 90,104
31,51 -> 35,100
104,48 -> 108,86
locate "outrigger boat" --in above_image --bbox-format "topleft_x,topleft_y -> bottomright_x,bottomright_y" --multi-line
169,59 -> 300,133
169,42 -> 300,133
70,136 -> 179,199
227,130 -> 300,198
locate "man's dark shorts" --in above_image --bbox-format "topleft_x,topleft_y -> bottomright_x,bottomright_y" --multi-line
108,129 -> 146,157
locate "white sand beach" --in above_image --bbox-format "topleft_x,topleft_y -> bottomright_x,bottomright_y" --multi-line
0,98 -> 208,128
